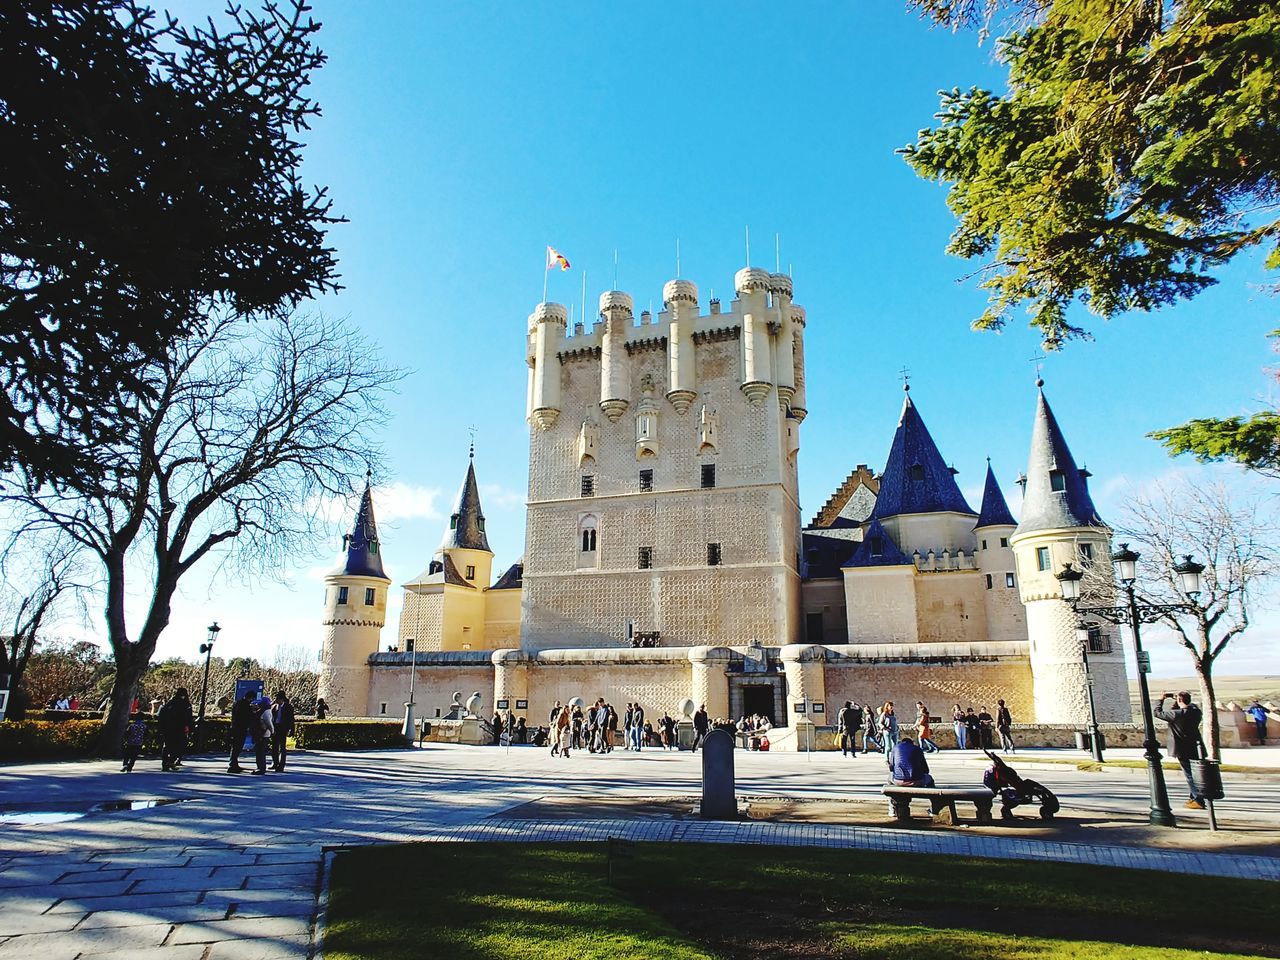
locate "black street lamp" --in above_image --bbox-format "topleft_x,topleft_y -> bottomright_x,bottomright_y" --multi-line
196,621 -> 221,750
1054,563 -> 1105,762
1057,544 -> 1203,827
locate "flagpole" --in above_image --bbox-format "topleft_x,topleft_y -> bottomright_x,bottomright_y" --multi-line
745,225 -> 750,268
775,233 -> 780,272
581,270 -> 587,326
613,248 -> 618,290
676,238 -> 681,278
542,247 -> 549,304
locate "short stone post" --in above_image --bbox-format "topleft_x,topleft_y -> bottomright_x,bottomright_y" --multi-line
700,728 -> 737,820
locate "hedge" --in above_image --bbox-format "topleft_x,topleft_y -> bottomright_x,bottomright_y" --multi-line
0,719 -> 105,759
293,720 -> 405,750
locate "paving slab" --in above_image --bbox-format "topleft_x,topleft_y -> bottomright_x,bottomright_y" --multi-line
45,890 -> 203,914
77,905 -> 231,928
205,935 -> 312,960
169,916 -> 311,944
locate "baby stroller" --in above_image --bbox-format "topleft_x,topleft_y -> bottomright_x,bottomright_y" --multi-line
983,750 -> 1060,821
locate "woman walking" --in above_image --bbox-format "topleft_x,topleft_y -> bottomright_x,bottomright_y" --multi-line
879,701 -> 899,761
916,701 -> 938,753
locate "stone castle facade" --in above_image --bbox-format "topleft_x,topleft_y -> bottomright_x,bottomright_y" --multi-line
318,265 -> 1132,741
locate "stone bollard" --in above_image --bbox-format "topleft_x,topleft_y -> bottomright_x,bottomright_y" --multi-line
700,729 -> 737,820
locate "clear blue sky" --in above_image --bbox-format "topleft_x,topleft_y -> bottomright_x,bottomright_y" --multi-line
105,1 -> 1275,677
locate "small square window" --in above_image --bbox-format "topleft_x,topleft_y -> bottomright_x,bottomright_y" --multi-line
465,565 -> 476,580
639,469 -> 654,492
707,543 -> 722,566
870,536 -> 884,557
581,475 -> 595,497
364,587 -> 375,605
1050,470 -> 1067,492
1036,546 -> 1051,571
405,639 -> 415,653
337,586 -> 349,605
638,546 -> 653,569
701,464 -> 716,488
1000,537 -> 1009,548
1006,572 -> 1016,588
910,464 -> 925,482
1079,542 -> 1093,562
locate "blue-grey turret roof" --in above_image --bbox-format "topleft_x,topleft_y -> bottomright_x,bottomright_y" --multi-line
331,478 -> 389,580
872,388 -> 975,520
439,454 -> 491,553
1014,387 -> 1105,535
974,461 -> 1017,528
842,519 -> 915,568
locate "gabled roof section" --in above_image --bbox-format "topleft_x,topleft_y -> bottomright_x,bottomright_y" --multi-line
1015,387 -> 1105,535
810,464 -> 880,527
975,461 -> 1017,529
489,561 -> 524,591
842,519 -> 915,569
330,477 -> 389,580
871,388 -> 975,520
439,453 -> 491,553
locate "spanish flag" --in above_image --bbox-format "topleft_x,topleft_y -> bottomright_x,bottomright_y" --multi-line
546,246 -> 571,271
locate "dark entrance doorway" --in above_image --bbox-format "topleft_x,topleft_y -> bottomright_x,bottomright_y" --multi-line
741,684 -> 776,725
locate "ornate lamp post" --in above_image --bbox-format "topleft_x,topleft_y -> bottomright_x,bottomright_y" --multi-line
1054,563 -> 1105,762
196,621 -> 221,750
1057,544 -> 1203,827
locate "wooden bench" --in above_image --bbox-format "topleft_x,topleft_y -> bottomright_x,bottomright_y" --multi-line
882,785 -> 994,824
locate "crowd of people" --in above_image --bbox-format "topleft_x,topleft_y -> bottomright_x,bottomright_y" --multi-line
834,698 -> 1019,759
119,687 -> 298,776
532,699 -> 688,757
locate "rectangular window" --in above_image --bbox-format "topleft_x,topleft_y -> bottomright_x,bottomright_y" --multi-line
638,546 -> 653,569
1036,546 -> 1051,571
379,702 -> 387,716
981,539 -> 988,551
985,573 -> 993,590
1079,542 -> 1093,562
1006,572 -> 1016,588
707,543 -> 722,566
364,587 -> 376,605
405,639 -> 415,653
910,464 -> 925,482
870,536 -> 884,557
1000,537 -> 1009,548
1086,626 -> 1111,654
701,464 -> 716,488
581,475 -> 595,497
1050,469 -> 1067,492
478,517 -> 486,531
465,565 -> 476,580
639,469 -> 653,492
369,540 -> 379,554
337,586 -> 349,605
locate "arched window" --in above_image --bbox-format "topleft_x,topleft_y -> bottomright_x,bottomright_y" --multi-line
578,514 -> 598,554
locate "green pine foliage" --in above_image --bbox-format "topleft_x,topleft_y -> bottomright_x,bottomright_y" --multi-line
901,0 -> 1280,348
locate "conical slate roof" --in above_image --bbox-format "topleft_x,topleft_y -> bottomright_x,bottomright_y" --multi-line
439,455 -> 491,553
872,389 -> 975,520
331,478 -> 389,580
1014,387 -> 1104,535
974,461 -> 1016,528
842,518 -> 914,568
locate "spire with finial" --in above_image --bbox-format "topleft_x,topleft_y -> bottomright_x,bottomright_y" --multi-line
440,449 -> 491,553
872,386 -> 974,520
1015,386 -> 1104,536
975,459 -> 1017,528
331,473 -> 388,580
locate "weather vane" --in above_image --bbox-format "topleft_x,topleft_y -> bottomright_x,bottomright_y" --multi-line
468,425 -> 476,458
1028,352 -> 1047,386
898,365 -> 911,391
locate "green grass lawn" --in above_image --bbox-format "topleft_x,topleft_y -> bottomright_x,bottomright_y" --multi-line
325,841 -> 1278,960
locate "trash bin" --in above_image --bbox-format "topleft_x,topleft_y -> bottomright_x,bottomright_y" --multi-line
1075,731 -> 1105,752
1189,759 -> 1224,800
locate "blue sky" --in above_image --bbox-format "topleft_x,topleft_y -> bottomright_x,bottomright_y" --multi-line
83,1 -> 1275,677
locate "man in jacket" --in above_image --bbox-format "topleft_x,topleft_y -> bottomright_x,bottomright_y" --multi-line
889,737 -> 934,787
837,701 -> 862,758
1155,692 -> 1207,809
271,690 -> 295,771
692,704 -> 710,751
227,690 -> 256,773
631,702 -> 645,751
252,696 -> 274,775
157,689 -> 194,771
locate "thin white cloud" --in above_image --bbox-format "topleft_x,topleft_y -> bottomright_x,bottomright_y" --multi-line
481,483 -> 525,510
307,483 -> 444,526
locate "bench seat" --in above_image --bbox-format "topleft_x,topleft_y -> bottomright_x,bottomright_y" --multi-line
881,785 -> 994,824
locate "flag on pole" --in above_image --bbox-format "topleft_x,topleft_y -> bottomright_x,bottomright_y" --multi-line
546,246 -> 571,271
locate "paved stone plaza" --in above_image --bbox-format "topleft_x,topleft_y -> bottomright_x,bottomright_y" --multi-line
1,744 -> 1277,959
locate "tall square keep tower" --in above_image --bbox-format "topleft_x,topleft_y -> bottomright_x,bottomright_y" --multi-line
520,269 -> 808,651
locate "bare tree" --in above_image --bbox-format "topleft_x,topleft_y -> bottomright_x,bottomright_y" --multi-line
271,642 -> 318,675
2,311 -> 398,753
0,537 -> 83,718
1118,478 -> 1278,758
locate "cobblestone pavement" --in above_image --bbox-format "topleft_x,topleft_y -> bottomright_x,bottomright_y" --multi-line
2,743 -> 1277,959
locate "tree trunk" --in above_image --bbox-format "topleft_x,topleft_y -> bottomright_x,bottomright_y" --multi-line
97,653 -> 145,757
1194,658 -> 1220,761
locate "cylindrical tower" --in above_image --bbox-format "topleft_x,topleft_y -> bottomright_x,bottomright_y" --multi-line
318,480 -> 391,717
529,302 -> 567,431
780,643 -> 827,721
688,646 -> 732,721
664,279 -> 698,414
599,291 -> 633,422
492,649 -> 530,715
736,267 -> 772,404
769,273 -> 795,409
790,306 -> 807,422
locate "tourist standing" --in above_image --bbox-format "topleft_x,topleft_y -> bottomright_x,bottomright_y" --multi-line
315,697 -> 329,720
120,713 -> 147,773
632,702 -> 645,751
555,705 -> 572,758
692,703 -> 710,751
879,701 -> 900,761
996,699 -> 1016,753
571,704 -> 584,750
251,696 -> 274,775
157,689 -> 193,772
863,708 -> 881,754
964,707 -> 982,750
837,701 -> 860,757
952,703 -> 967,750
227,689 -> 255,773
660,712 -> 676,749
977,706 -> 995,750
1155,692 -> 1208,809
514,716 -> 528,743
916,702 -> 938,753
622,702 -> 634,751
271,690 -> 295,771
1247,700 -> 1268,745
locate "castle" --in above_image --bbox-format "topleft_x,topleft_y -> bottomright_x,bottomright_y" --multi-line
317,266 -> 1131,739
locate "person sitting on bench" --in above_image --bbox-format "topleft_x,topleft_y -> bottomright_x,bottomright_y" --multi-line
889,736 -> 935,788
